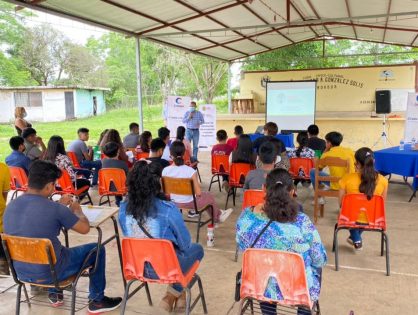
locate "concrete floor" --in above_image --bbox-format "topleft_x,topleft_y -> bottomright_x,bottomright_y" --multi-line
1,151 -> 418,315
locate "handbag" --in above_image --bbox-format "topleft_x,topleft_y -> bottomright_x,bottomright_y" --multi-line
234,218 -> 273,302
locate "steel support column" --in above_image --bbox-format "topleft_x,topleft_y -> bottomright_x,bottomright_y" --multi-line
135,37 -> 144,132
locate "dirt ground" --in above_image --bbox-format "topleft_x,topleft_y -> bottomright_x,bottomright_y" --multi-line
1,151 -> 418,315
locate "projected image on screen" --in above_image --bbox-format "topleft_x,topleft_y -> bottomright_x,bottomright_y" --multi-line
266,81 -> 316,132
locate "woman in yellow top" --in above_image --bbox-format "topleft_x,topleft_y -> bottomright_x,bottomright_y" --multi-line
339,147 -> 388,250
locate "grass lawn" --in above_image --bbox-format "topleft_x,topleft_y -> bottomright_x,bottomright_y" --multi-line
0,106 -> 164,162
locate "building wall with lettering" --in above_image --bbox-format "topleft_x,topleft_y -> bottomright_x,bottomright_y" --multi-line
239,64 -> 416,113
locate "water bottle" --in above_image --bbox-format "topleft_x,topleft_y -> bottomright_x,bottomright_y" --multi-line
411,137 -> 417,150
399,139 -> 404,150
206,224 -> 214,247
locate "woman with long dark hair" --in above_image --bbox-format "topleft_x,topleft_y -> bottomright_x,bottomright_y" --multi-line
288,131 -> 315,158
118,161 -> 204,312
99,129 -> 129,163
43,135 -> 90,192
176,126 -> 192,159
339,147 -> 388,250
162,141 -> 233,222
136,131 -> 152,153
236,168 -> 326,315
230,134 -> 256,164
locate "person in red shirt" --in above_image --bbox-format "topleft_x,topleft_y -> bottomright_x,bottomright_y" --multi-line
226,125 -> 243,150
211,129 -> 233,191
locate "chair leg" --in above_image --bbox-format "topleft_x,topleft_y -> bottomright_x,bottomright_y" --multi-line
331,223 -> 338,252
196,213 -> 202,243
314,301 -> 321,315
334,228 -> 340,271
196,168 -> 202,183
232,188 -> 236,207
197,275 -> 208,314
120,279 -> 135,315
380,232 -> 384,256
86,192 -> 93,205
234,243 -> 239,262
108,196 -> 111,207
217,175 -> 221,192
11,191 -> 17,200
185,287 -> 192,315
313,196 -> 319,223
144,282 -> 153,306
409,188 -> 417,202
384,232 -> 390,276
208,175 -> 215,191
99,195 -> 105,206
70,287 -> 77,315
15,284 -> 22,315
22,285 -> 30,307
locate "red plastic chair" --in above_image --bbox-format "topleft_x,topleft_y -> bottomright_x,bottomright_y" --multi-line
8,167 -> 28,200
53,169 -> 93,205
98,168 -> 127,206
67,151 -> 82,169
136,151 -> 149,160
238,249 -> 319,314
120,238 -> 208,315
234,189 -> 266,262
208,154 -> 230,192
184,149 -> 201,183
289,157 -> 314,180
225,163 -> 252,208
332,194 -> 389,276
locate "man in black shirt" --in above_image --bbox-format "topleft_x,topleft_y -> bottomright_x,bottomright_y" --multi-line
307,124 -> 326,153
146,138 -> 170,175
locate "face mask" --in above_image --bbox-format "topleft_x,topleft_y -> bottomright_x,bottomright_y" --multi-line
189,107 -> 196,112
23,112 -> 27,118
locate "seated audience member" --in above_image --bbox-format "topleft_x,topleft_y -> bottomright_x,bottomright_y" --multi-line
310,131 -> 355,204
102,142 -> 129,207
230,134 -> 256,165
252,122 -> 286,155
307,124 -> 326,153
0,163 -> 10,275
100,129 -> 129,163
256,137 -> 290,171
97,129 -> 109,146
68,128 -> 102,185
146,138 -> 170,173
14,107 -> 32,136
288,131 -> 315,159
226,125 -> 243,150
159,127 -> 172,162
3,160 -> 122,312
43,136 -> 90,193
136,131 -> 152,154
176,126 -> 193,160
22,127 -> 46,161
339,147 -> 388,250
119,161 -> 204,312
244,142 -> 276,190
212,129 -> 233,156
5,136 -> 31,174
236,168 -> 327,315
162,141 -> 233,222
123,123 -> 140,148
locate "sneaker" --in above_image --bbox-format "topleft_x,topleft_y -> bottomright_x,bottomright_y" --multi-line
88,296 -> 122,313
187,210 -> 199,218
219,208 -> 233,223
48,292 -> 64,307
347,237 -> 363,251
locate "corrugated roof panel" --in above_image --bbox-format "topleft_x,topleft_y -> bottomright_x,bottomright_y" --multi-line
225,39 -> 271,54
385,30 -> 418,45
255,33 -> 293,47
355,26 -> 385,42
202,46 -> 245,60
210,5 -> 263,28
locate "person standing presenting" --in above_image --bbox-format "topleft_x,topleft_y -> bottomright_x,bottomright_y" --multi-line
182,101 -> 204,161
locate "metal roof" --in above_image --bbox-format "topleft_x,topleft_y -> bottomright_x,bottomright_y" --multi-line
6,0 -> 418,61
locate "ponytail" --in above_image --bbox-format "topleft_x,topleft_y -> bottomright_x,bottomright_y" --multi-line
170,140 -> 186,166
264,169 -> 299,223
355,147 -> 378,200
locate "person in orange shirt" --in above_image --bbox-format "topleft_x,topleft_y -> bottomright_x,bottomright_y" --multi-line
339,147 -> 388,250
0,162 -> 11,274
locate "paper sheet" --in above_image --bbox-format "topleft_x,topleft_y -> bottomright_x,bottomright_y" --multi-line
82,208 -> 102,223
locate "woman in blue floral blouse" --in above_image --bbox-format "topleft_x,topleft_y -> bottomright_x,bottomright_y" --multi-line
236,168 -> 327,314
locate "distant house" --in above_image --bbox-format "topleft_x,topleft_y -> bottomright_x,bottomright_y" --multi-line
0,86 -> 109,123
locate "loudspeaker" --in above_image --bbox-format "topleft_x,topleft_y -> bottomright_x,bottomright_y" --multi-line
375,90 -> 391,114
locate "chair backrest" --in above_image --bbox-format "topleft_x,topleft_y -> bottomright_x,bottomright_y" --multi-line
240,248 -> 312,309
314,156 -> 350,191
9,166 -> 28,190
338,194 -> 386,230
242,190 -> 265,210
56,169 -> 75,193
289,158 -> 314,179
211,154 -> 230,175
122,238 -> 185,285
161,176 -> 194,196
67,151 -> 81,168
98,168 -> 127,195
1,234 -> 56,265
229,163 -> 252,187
136,152 -> 149,160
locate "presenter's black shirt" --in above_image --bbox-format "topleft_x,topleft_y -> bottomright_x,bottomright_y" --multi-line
307,137 -> 326,152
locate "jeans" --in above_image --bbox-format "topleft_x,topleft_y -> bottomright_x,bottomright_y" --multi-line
309,169 -> 330,190
259,268 -> 322,315
32,243 -> 105,301
144,243 -> 204,293
349,229 -> 363,243
80,160 -> 102,185
186,129 -> 200,161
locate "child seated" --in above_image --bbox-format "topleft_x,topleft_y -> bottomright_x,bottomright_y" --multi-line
244,142 -> 276,190
212,130 -> 233,190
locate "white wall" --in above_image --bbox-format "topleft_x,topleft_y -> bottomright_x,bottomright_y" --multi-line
0,91 -> 14,123
43,90 -> 66,121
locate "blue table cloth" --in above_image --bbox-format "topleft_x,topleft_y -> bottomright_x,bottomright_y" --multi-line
374,146 -> 418,189
248,133 -> 294,148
